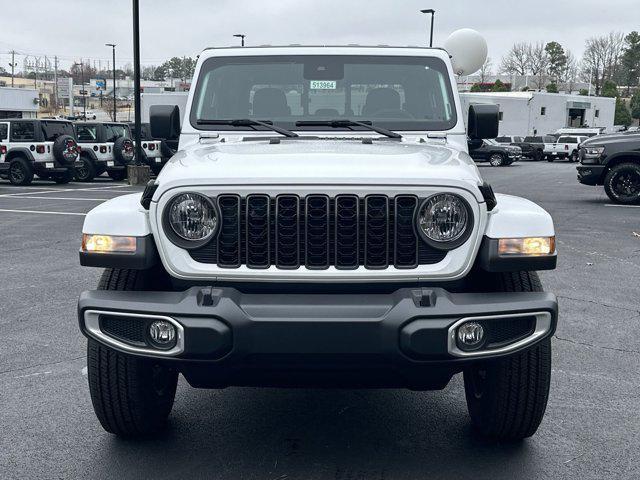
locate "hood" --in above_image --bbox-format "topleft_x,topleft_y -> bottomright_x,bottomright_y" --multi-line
581,132 -> 640,147
156,138 -> 482,192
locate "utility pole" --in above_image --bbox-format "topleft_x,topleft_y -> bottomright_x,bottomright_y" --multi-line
9,50 -> 17,87
420,9 -> 435,47
53,56 -> 58,115
74,61 -> 86,120
132,0 -> 143,167
106,44 -> 117,121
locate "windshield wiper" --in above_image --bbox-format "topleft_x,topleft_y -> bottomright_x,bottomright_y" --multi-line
295,120 -> 402,139
196,119 -> 298,138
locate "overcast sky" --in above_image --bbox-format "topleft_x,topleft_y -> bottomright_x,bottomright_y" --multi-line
0,0 -> 637,72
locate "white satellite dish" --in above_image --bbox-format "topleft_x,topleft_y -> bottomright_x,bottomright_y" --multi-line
444,29 -> 488,76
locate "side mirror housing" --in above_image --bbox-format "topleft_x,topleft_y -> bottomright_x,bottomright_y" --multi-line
468,103 -> 499,139
150,105 -> 181,140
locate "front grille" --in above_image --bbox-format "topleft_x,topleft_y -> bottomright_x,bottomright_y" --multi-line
189,194 -> 448,270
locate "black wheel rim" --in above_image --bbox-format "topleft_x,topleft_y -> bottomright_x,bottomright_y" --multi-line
76,160 -> 89,180
9,163 -> 25,183
612,170 -> 640,201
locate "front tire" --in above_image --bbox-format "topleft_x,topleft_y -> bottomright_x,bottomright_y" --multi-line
87,268 -> 178,438
54,169 -> 74,184
464,271 -> 552,441
489,153 -> 504,167
603,162 -> 640,205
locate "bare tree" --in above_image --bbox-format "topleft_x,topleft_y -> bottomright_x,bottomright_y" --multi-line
500,43 -> 531,76
479,57 -> 493,83
581,32 -> 625,95
561,50 -> 579,93
529,42 -> 549,90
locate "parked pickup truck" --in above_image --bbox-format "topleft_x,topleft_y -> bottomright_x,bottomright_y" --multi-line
547,135 -> 588,162
496,135 -> 544,161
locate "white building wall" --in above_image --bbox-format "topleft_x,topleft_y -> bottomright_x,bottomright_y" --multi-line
460,92 -> 616,136
0,87 -> 39,118
141,92 -> 189,124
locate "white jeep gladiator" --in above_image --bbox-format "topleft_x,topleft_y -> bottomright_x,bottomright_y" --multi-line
77,38 -> 558,441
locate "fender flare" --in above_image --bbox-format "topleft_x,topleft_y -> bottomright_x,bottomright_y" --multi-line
80,148 -> 99,162
81,193 -> 158,269
6,147 -> 35,163
479,194 -> 556,272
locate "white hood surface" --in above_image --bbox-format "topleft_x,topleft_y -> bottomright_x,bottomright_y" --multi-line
156,139 -> 483,196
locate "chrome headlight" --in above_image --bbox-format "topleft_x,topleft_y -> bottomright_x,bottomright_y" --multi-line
416,193 -> 473,250
163,193 -> 219,248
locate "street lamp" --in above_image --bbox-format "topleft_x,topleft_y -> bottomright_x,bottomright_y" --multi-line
420,9 -> 435,47
73,61 -> 87,120
233,34 -> 246,47
106,43 -> 117,121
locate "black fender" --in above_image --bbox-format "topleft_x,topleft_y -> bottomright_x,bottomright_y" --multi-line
606,151 -> 640,167
80,148 -> 99,163
5,148 -> 35,163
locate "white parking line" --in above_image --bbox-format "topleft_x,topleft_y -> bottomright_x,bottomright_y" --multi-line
604,204 -> 640,209
0,209 -> 86,216
4,196 -> 110,201
0,184 -> 132,197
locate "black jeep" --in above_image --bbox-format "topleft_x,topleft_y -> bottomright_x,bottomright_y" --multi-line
577,132 -> 640,204
468,138 -> 522,166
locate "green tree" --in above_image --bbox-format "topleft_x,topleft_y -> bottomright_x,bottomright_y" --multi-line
620,31 -> 640,95
491,79 -> 509,92
546,83 -> 559,93
545,41 -> 567,83
630,91 -> 640,120
615,97 -> 632,126
601,79 -> 618,97
579,88 -> 589,96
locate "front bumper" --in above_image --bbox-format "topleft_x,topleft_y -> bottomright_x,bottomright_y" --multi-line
577,164 -> 606,185
78,286 -> 558,389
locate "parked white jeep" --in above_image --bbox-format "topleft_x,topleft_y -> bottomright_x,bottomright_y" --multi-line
0,119 -> 79,185
73,122 -> 135,182
78,37 -> 558,441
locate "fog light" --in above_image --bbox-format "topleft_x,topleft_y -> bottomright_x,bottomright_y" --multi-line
148,320 -> 177,349
457,322 -> 485,351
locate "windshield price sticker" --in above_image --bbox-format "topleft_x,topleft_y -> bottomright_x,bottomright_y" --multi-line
310,80 -> 337,90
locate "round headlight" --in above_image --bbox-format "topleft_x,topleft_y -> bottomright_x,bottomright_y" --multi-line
416,193 -> 473,249
165,193 -> 218,247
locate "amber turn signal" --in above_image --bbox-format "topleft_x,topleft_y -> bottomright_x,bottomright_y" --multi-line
82,234 -> 137,253
498,237 -> 555,256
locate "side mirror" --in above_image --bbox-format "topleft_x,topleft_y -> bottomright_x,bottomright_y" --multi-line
468,103 -> 499,139
467,138 -> 483,150
150,105 -> 181,140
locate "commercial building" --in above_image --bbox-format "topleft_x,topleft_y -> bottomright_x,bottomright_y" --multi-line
0,87 -> 39,119
460,91 -> 616,136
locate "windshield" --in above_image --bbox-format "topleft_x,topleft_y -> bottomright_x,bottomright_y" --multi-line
41,121 -> 75,141
191,54 -> 457,132
104,124 -> 130,142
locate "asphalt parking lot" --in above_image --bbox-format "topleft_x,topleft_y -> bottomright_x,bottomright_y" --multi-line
1,162 -> 639,480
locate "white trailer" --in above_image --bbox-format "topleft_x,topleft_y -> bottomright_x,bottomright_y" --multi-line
460,91 -> 615,136
140,92 -> 189,125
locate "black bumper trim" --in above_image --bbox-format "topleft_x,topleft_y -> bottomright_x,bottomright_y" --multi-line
77,286 -> 558,388
577,164 -> 606,186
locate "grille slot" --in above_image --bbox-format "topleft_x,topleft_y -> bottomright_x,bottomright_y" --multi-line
276,195 -> 300,269
246,195 -> 270,268
364,195 -> 389,269
188,194 -> 448,270
305,195 -> 330,269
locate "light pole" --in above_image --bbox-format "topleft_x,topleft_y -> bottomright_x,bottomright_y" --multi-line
233,34 -> 246,47
74,61 -> 86,120
106,43 -> 117,121
420,9 -> 435,47
132,0 -> 143,168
